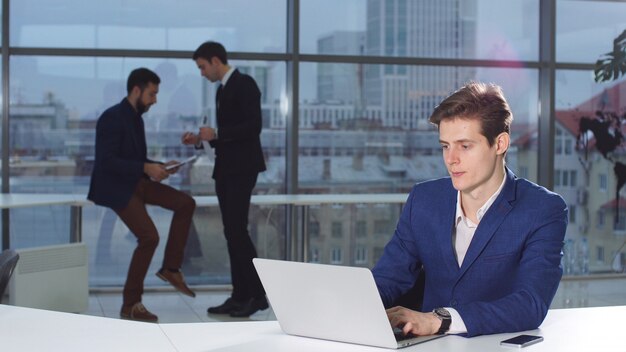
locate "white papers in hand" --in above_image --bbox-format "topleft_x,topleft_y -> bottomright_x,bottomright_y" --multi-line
201,140 -> 211,154
165,155 -> 198,170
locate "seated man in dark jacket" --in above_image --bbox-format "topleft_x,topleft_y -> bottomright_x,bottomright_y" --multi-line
88,67 -> 196,322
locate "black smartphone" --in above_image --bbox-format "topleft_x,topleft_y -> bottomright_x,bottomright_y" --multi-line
500,334 -> 544,348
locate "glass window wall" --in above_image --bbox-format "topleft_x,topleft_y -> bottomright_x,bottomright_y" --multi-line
301,0 -> 539,61
556,0 -> 626,63
554,69 -> 626,275
8,55 -> 286,285
298,63 -> 539,193
10,0 -> 287,52
2,0 -> 625,294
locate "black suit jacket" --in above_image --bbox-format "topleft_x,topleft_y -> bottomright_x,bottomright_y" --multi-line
208,69 -> 266,179
88,98 -> 154,209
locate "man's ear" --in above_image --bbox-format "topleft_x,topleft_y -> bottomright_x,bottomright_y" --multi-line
495,132 -> 510,155
128,86 -> 141,99
210,56 -> 220,66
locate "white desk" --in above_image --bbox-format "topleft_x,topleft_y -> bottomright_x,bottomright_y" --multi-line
0,304 -> 176,352
160,305 -> 626,351
1,305 -> 624,351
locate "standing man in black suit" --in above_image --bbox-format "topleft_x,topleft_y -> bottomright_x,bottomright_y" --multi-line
181,41 -> 268,317
89,68 -> 196,322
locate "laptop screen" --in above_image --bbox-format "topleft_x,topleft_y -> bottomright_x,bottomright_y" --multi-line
253,258 -> 443,349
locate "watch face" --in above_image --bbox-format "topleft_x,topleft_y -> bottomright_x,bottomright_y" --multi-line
434,308 -> 451,318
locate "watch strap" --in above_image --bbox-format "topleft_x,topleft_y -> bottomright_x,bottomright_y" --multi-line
433,308 -> 451,335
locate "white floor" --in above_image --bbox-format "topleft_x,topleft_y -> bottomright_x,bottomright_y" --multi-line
83,289 -> 276,323
78,275 -> 626,324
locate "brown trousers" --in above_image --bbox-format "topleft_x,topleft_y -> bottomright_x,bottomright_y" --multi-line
114,178 -> 196,306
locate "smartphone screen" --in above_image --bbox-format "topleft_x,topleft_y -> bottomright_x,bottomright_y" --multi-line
500,334 -> 544,347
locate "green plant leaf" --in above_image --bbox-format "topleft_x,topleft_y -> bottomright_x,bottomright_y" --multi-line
595,29 -> 626,82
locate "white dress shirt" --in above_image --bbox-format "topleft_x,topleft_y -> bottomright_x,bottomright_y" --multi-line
221,66 -> 235,86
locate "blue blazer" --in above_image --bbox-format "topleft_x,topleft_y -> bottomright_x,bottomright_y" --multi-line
373,168 -> 568,337
88,98 -> 155,209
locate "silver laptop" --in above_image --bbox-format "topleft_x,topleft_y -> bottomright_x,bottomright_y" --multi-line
253,258 -> 444,349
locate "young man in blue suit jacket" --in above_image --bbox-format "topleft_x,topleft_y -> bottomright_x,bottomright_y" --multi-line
88,68 -> 197,322
373,82 -> 568,337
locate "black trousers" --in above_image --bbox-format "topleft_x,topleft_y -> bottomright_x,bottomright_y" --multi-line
215,172 -> 265,301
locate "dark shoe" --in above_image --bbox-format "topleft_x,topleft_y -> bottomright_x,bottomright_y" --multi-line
207,297 -> 243,315
120,302 -> 158,323
229,296 -> 269,318
156,269 -> 196,298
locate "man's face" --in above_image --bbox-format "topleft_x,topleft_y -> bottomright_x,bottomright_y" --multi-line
195,57 -> 220,82
136,82 -> 159,114
439,117 -> 506,195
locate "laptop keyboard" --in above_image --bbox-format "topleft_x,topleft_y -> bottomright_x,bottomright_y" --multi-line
393,328 -> 418,342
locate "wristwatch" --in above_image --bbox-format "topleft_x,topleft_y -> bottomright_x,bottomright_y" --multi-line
432,308 -> 451,335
